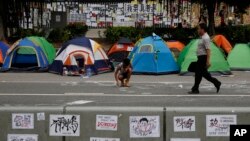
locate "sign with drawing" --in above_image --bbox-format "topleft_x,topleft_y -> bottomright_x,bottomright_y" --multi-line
174,116 -> 196,132
50,114 -> 80,136
8,134 -> 38,141
206,115 -> 237,136
96,115 -> 118,131
90,137 -> 120,141
12,113 -> 34,129
129,116 -> 160,138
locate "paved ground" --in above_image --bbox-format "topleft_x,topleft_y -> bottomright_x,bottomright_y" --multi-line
0,72 -> 250,107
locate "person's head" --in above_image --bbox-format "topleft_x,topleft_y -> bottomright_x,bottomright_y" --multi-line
123,58 -> 131,68
197,23 -> 208,36
139,118 -> 149,126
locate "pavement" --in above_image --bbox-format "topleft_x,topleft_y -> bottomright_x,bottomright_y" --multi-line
1,71 -> 250,107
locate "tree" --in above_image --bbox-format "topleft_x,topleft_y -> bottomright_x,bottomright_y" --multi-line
191,0 -> 250,35
0,0 -> 4,39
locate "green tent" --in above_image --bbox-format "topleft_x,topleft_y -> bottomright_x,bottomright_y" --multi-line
26,36 -> 56,64
227,44 -> 250,70
178,39 -> 231,75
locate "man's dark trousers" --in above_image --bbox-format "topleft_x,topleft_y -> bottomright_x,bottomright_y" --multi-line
192,55 -> 220,91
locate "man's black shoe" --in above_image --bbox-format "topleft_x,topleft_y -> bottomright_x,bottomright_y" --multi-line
215,82 -> 221,93
188,90 -> 199,94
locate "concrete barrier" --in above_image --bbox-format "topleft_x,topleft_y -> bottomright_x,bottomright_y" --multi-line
1,106 -> 250,141
166,107 -> 250,141
65,106 -> 164,141
0,106 -> 64,141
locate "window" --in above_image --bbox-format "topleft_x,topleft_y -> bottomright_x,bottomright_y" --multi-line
139,45 -> 153,53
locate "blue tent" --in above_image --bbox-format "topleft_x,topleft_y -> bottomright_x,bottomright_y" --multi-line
2,38 -> 49,71
128,35 -> 179,74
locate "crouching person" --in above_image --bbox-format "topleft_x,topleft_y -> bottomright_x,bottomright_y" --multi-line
114,58 -> 132,87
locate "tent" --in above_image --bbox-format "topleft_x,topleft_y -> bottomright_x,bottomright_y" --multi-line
2,37 -> 55,71
49,37 -> 111,75
178,39 -> 231,75
0,41 -> 9,65
166,40 -> 185,52
213,35 -> 232,53
128,34 -> 179,74
107,37 -> 134,62
166,40 -> 185,58
227,44 -> 250,70
28,36 -> 56,64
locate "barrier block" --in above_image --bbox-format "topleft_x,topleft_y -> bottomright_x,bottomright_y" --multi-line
65,106 -> 164,141
0,106 -> 64,141
166,107 -> 250,141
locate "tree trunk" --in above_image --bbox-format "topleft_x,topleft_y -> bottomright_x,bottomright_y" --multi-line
206,1 -> 216,35
0,16 -> 4,40
0,0 -> 5,39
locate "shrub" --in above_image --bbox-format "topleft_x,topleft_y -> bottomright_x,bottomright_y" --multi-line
47,28 -> 70,43
10,28 -> 45,42
105,27 -> 197,44
215,25 -> 250,44
64,23 -> 88,39
105,27 -> 138,43
106,25 -> 250,44
47,23 -> 88,43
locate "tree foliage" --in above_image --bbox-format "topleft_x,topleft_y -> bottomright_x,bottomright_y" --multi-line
191,0 -> 250,10
190,0 -> 250,35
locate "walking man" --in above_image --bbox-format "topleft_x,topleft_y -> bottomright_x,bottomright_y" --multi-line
189,23 -> 221,94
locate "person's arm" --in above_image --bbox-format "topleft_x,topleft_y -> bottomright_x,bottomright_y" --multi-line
114,65 -> 120,85
206,49 -> 211,68
204,38 -> 211,67
124,67 -> 132,87
114,68 -> 119,82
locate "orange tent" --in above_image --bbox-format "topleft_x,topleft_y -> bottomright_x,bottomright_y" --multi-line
166,41 -> 185,52
108,43 -> 134,56
0,50 -> 3,64
213,35 -> 232,53
0,41 -> 9,65
107,37 -> 134,62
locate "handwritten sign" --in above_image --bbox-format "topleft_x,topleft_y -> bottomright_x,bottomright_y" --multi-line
174,116 -> 195,132
12,113 -> 34,129
171,138 -> 200,141
8,134 -> 38,141
90,137 -> 120,141
129,116 -> 160,138
50,114 -> 80,136
96,115 -> 118,131
206,115 -> 237,136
